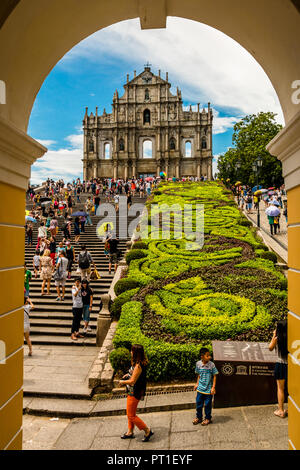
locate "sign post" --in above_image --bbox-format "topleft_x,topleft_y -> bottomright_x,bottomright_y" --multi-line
212,341 -> 281,408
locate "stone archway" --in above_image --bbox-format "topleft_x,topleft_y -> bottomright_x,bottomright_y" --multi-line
0,0 -> 300,450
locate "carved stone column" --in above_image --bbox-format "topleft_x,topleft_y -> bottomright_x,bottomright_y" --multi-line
96,294 -> 112,347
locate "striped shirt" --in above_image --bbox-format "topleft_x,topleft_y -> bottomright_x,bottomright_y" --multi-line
195,360 -> 218,394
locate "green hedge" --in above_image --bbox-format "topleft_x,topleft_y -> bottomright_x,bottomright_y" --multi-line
111,181 -> 287,382
109,347 -> 131,373
113,301 -> 208,381
125,249 -> 148,265
114,278 -> 142,296
110,288 -> 140,320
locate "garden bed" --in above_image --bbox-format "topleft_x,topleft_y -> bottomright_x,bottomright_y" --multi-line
110,182 -> 287,382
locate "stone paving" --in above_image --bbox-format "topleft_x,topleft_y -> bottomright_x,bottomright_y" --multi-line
23,345 -> 100,398
240,201 -> 288,263
242,200 -> 287,247
22,404 -> 288,450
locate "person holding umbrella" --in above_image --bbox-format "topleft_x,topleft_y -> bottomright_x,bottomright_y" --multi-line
266,203 -> 281,235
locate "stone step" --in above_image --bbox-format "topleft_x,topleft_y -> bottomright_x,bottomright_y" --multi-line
25,335 -> 96,346
29,312 -> 98,321
29,326 -> 96,337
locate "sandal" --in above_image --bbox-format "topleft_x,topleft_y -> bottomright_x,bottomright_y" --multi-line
121,433 -> 135,440
274,410 -> 287,418
201,419 -> 212,426
193,418 -> 202,425
142,430 -> 154,442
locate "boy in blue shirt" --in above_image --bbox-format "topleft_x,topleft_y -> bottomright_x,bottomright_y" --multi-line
193,348 -> 218,426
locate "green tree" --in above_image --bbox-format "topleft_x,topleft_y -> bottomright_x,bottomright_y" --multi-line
217,112 -> 283,188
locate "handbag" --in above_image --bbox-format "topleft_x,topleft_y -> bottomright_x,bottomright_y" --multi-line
53,262 -> 63,281
90,267 -> 101,280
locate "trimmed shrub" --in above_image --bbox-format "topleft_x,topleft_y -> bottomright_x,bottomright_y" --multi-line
110,288 -> 140,320
132,241 -> 148,250
109,347 -> 131,373
260,251 -> 278,263
125,249 -> 148,265
240,219 -> 252,227
114,278 -> 142,296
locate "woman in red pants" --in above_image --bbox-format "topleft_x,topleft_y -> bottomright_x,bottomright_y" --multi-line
119,344 -> 154,442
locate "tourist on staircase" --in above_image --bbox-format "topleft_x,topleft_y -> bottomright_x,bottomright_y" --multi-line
65,241 -> 75,279
85,196 -> 93,226
74,216 -> 81,244
24,296 -> 34,356
81,279 -> 94,333
54,251 -> 68,301
77,244 -> 94,282
40,249 -> 53,296
71,277 -> 84,341
108,234 -> 119,274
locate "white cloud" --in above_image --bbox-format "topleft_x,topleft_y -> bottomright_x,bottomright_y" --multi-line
31,132 -> 83,185
36,139 -> 56,147
64,17 -> 284,124
212,154 -> 221,177
212,111 -> 240,135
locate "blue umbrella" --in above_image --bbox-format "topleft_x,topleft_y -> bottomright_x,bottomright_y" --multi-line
71,211 -> 88,217
271,200 -> 280,206
25,216 -> 37,223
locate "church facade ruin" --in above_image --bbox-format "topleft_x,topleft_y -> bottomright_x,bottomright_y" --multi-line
82,66 -> 213,180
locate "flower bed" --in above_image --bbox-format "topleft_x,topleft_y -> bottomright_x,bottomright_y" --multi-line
110,182 -> 287,382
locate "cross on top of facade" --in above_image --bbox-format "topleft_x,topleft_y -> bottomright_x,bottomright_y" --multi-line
144,61 -> 152,69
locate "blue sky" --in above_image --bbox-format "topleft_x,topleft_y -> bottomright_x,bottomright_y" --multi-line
28,17 -> 283,184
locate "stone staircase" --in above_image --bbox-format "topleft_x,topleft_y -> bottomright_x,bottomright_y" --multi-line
25,193 -> 146,347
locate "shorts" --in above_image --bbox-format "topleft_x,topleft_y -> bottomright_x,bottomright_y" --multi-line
55,277 -> 67,287
83,304 -> 91,322
274,362 -> 287,380
109,253 -> 118,264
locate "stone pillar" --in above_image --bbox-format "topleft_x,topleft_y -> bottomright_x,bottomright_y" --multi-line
93,162 -> 97,179
197,160 -> 201,179
0,116 -> 46,450
124,164 -> 128,180
267,111 -> 300,450
96,294 -> 112,347
175,160 -> 180,179
132,159 -> 136,179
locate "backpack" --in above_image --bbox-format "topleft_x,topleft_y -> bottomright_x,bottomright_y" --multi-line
78,251 -> 90,269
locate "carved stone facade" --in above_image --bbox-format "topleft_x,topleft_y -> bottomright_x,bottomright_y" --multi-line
82,66 -> 213,180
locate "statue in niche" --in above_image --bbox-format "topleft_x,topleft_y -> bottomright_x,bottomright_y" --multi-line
119,138 -> 125,151
145,88 -> 150,101
89,139 -> 94,152
170,137 -> 176,150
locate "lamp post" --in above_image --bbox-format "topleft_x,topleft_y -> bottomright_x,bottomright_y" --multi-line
236,160 -> 241,205
252,157 -> 263,228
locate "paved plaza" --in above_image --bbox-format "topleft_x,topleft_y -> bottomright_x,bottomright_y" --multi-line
22,405 -> 288,451
24,345 -> 99,398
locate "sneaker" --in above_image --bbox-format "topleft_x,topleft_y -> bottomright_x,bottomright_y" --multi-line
55,297 -> 61,301
86,326 -> 92,333
83,327 -> 87,333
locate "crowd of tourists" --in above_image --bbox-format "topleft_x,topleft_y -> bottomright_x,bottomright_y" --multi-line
233,184 -> 287,236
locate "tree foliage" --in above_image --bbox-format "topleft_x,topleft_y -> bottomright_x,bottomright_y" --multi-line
217,112 -> 283,187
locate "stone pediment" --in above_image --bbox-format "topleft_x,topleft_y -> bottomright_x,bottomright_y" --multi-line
126,68 -> 169,87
